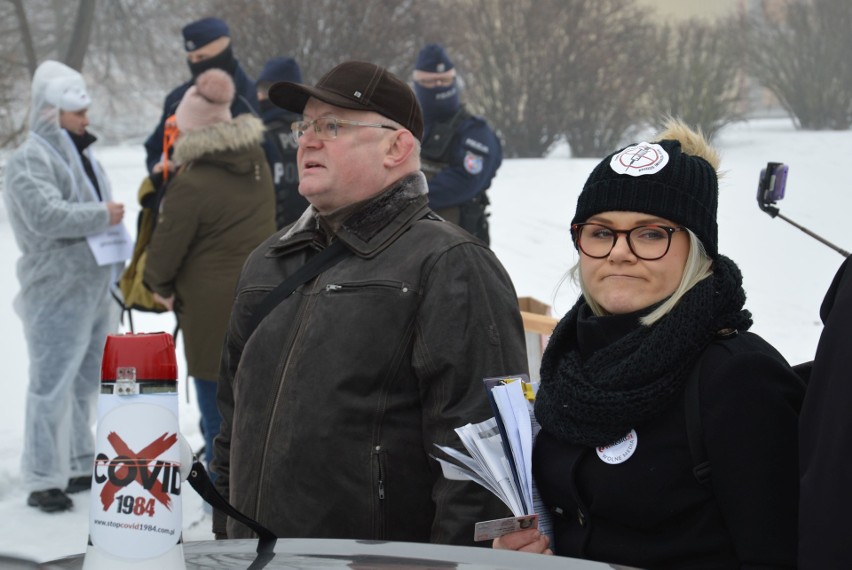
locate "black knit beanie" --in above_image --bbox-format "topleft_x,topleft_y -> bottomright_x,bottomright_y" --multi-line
571,139 -> 719,258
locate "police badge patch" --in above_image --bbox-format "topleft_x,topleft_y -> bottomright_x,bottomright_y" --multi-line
464,151 -> 484,175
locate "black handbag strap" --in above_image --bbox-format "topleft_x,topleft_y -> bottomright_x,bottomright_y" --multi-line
684,362 -> 711,486
245,240 -> 351,341
186,459 -> 277,554
194,241 -> 349,554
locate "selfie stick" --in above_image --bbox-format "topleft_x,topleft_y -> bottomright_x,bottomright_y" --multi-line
758,202 -> 850,258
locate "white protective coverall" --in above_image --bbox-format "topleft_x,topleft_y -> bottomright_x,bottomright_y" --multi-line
3,61 -> 121,492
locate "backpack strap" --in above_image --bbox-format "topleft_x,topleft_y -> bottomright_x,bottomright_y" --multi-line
244,211 -> 440,341
244,240 -> 352,341
161,114 -> 179,182
684,362 -> 712,486
684,328 -> 739,487
685,329 -> 809,488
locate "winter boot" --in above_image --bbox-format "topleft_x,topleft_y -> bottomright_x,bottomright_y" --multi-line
27,488 -> 73,513
65,475 -> 92,494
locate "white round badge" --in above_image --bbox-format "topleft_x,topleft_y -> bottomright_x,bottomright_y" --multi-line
609,142 -> 669,177
596,429 -> 638,465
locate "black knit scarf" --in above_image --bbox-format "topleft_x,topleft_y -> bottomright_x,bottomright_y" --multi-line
535,254 -> 753,447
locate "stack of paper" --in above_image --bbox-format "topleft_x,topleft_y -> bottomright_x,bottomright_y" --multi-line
433,375 -> 553,540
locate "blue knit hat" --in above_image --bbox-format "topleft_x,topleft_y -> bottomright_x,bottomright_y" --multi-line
182,17 -> 229,52
415,43 -> 454,73
258,57 -> 302,85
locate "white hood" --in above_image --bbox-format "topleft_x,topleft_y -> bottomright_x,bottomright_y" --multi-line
29,60 -> 91,137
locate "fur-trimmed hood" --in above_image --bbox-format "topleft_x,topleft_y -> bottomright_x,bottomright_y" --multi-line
173,114 -> 266,165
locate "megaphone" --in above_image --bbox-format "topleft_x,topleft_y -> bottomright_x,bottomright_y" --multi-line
83,332 -> 192,569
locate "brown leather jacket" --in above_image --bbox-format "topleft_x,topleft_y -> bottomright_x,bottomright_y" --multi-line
212,172 -> 527,545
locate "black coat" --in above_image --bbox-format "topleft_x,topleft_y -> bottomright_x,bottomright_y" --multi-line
212,173 -> 526,545
799,256 -> 852,569
535,330 -> 803,569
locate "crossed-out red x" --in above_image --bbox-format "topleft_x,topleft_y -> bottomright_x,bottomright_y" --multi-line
99,431 -> 178,512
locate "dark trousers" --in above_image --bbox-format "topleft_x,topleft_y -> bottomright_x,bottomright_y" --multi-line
195,377 -> 221,481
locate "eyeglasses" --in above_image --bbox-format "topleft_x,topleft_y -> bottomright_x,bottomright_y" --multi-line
290,116 -> 397,145
571,223 -> 686,260
413,76 -> 455,88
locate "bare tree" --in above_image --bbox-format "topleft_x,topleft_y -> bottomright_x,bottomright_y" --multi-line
744,0 -> 852,130
5,0 -> 93,72
649,17 -> 746,140
64,0 -> 96,71
207,0 -> 422,82
555,1 -> 659,157
433,0 -> 571,158
417,0 -> 658,158
8,0 -> 37,75
83,0 -> 210,141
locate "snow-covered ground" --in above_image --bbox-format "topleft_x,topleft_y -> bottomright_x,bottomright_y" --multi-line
0,117 -> 849,562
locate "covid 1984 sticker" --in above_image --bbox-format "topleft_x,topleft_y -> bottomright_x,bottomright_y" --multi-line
90,398 -> 181,559
610,142 -> 669,176
596,428 -> 638,465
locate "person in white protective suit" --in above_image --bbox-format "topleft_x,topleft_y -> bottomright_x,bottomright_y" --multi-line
3,60 -> 127,513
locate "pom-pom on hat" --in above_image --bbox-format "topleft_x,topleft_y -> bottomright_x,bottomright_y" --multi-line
415,43 -> 454,73
175,68 -> 235,132
268,60 -> 424,141
258,57 -> 302,86
571,120 -> 721,258
182,17 -> 229,52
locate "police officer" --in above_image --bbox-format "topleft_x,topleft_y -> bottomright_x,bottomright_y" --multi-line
256,56 -> 309,228
143,17 -> 262,175
413,43 -> 502,244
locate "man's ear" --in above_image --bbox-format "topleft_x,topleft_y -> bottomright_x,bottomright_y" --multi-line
383,129 -> 416,168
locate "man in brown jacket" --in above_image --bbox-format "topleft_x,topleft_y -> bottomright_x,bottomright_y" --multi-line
212,61 -> 527,545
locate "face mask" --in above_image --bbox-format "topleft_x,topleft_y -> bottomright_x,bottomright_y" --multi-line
187,45 -> 237,78
259,99 -> 276,114
414,81 -> 460,124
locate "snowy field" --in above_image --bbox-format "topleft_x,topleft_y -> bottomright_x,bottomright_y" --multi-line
0,117 -> 850,562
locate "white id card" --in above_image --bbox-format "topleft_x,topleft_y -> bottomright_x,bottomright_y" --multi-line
474,514 -> 538,542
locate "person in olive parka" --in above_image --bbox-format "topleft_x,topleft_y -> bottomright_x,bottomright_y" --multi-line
143,68 -> 275,475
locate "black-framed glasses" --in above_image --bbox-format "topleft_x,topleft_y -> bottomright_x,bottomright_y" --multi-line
290,116 -> 398,145
571,223 -> 686,260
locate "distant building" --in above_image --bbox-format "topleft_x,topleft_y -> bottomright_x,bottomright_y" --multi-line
636,0 -> 740,22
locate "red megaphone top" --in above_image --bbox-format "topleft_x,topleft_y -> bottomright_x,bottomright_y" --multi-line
100,332 -> 177,383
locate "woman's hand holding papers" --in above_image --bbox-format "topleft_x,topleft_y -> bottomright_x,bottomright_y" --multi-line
493,527 -> 552,555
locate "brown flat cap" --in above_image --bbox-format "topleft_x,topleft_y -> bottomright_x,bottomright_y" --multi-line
269,60 -> 424,141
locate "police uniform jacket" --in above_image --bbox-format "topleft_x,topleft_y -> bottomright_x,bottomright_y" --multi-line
259,104 -> 308,229
422,112 -> 502,211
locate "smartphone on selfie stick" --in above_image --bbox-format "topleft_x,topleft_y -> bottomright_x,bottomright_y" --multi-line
757,162 -> 850,258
